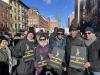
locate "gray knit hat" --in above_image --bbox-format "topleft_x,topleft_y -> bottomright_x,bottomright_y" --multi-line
85,27 -> 94,33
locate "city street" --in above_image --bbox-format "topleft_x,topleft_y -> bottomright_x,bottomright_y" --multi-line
0,0 -> 100,75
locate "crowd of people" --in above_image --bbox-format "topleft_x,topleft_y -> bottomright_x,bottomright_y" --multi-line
0,24 -> 100,75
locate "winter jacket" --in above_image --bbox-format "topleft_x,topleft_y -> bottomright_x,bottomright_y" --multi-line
35,44 -> 49,66
67,35 -> 85,75
0,62 -> 9,75
67,35 -> 85,47
65,35 -> 85,65
86,37 -> 100,72
14,39 -> 36,75
35,44 -> 49,74
0,46 -> 12,73
5,46 -> 12,73
64,37 -> 71,66
0,47 -> 8,62
49,36 -> 67,73
49,37 -> 66,53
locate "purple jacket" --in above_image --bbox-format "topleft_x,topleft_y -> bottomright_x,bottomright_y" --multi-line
35,45 -> 48,65
36,44 -> 48,54
34,44 -> 49,74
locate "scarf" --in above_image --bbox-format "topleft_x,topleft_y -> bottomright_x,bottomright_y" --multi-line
85,35 -> 96,46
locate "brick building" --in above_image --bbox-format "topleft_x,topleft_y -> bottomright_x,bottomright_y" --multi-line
0,0 -> 11,34
28,9 -> 49,31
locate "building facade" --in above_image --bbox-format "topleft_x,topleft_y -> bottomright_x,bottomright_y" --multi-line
75,0 -> 81,24
75,0 -> 86,26
17,0 -> 29,32
0,0 -> 11,34
49,19 -> 59,33
28,9 -> 39,27
85,0 -> 100,32
78,0 -> 100,32
39,15 -> 48,31
2,0 -> 29,34
68,12 -> 75,27
28,9 -> 49,32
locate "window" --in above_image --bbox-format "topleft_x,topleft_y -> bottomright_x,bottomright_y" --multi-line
7,13 -> 10,19
9,0 -> 12,4
15,24 -> 17,28
14,8 -> 16,13
10,6 -> 12,10
2,13 -> 4,18
18,16 -> 20,21
3,22 -> 4,27
1,24 -> 3,27
1,4 -> 3,8
19,24 -> 20,28
10,14 -> 12,19
5,24 -> 7,28
15,16 -> 16,20
11,24 -> 12,27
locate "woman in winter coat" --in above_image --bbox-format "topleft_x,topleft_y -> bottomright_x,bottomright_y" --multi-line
0,37 -> 12,75
35,34 -> 49,75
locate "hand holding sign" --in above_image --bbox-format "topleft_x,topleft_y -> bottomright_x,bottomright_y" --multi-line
69,46 -> 87,69
84,62 -> 91,68
49,47 -> 65,69
23,50 -> 34,62
48,53 -> 53,59
36,53 -> 48,67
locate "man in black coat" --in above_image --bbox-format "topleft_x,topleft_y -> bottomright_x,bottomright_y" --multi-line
67,24 -> 85,75
84,27 -> 100,75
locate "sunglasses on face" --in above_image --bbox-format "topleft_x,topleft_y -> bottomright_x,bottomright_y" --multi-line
39,39 -> 46,41
57,33 -> 64,35
85,32 -> 92,35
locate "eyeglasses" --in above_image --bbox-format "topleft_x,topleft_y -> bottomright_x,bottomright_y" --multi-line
39,39 -> 46,41
85,32 -> 92,35
57,33 -> 64,35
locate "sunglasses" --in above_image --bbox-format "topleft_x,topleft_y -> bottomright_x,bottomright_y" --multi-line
85,32 -> 92,35
57,33 -> 64,35
39,39 -> 46,41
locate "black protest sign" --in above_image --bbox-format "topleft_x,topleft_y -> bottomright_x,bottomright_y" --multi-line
23,50 -> 34,62
36,53 -> 48,67
69,46 -> 87,69
49,47 -> 65,69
